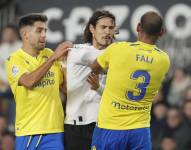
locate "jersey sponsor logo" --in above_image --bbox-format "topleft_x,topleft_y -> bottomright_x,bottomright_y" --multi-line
112,101 -> 150,111
34,71 -> 55,88
11,65 -> 19,76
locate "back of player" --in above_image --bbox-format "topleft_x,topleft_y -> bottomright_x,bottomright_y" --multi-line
97,41 -> 170,130
91,11 -> 170,150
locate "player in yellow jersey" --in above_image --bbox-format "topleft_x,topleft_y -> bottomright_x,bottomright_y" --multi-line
89,11 -> 170,150
5,13 -> 72,150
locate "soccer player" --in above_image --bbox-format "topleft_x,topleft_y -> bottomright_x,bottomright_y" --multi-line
64,10 -> 116,150
90,11 -> 170,150
5,13 -> 72,150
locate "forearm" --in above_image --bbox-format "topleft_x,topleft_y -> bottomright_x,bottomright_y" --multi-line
19,56 -> 56,89
91,59 -> 104,74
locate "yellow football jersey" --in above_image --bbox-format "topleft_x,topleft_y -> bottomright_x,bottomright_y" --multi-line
6,48 -> 64,136
97,41 -> 170,130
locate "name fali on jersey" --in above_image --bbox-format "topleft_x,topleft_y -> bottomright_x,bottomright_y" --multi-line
34,71 -> 55,88
136,54 -> 154,64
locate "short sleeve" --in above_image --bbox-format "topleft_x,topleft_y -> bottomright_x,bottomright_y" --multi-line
5,56 -> 29,93
97,43 -> 114,69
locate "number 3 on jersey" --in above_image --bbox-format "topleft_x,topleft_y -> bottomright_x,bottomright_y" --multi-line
126,70 -> 150,101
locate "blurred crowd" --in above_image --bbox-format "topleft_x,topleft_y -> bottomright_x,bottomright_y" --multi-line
0,13 -> 191,150
0,24 -> 21,150
151,67 -> 191,150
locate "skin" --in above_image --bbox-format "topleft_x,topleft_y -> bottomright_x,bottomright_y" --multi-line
20,21 -> 47,56
90,17 -> 115,50
90,12 -> 164,76
87,17 -> 115,89
18,21 -> 72,89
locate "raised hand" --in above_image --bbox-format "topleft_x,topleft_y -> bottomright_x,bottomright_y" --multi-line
87,72 -> 100,90
51,41 -> 73,61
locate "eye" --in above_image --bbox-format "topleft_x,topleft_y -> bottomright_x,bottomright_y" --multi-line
109,26 -> 114,30
36,29 -> 42,33
100,25 -> 105,29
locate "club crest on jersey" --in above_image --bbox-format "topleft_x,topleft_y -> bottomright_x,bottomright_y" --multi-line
11,65 -> 19,76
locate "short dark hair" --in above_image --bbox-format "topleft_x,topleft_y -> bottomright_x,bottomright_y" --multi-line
18,13 -> 48,30
140,11 -> 163,36
84,10 -> 116,44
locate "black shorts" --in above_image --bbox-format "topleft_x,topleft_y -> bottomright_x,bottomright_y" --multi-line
64,122 -> 96,150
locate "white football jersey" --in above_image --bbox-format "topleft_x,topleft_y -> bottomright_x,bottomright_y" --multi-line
65,43 -> 106,125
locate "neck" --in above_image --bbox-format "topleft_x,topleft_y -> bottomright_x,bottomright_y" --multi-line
92,39 -> 107,50
22,43 -> 39,57
138,33 -> 157,45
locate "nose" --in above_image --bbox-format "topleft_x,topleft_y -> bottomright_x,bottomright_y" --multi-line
41,30 -> 46,38
105,28 -> 110,34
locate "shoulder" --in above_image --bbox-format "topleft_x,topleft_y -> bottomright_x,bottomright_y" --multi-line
41,48 -> 54,56
69,43 -> 93,55
73,43 -> 92,50
155,47 -> 170,66
106,41 -> 130,50
6,48 -> 23,62
155,47 -> 170,60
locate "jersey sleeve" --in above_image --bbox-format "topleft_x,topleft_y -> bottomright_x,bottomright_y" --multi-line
5,56 -> 29,93
80,50 -> 100,65
68,48 -> 98,66
68,48 -> 85,64
97,43 -> 114,69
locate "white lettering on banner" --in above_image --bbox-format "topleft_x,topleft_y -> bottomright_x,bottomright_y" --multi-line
43,4 -> 191,44
63,7 -> 93,41
44,8 -> 64,43
165,3 -> 191,39
103,5 -> 130,40
131,5 -> 160,36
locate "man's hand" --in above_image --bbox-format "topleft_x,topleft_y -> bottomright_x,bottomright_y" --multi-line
51,41 -> 73,61
87,72 -> 100,90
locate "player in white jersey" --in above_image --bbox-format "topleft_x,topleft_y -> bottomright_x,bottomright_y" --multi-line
64,10 -> 116,150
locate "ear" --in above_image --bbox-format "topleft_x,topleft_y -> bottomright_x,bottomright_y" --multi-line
23,30 -> 29,40
136,23 -> 141,33
89,24 -> 95,35
159,27 -> 165,37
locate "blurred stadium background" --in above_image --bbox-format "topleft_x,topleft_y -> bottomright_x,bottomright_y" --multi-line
0,0 -> 191,149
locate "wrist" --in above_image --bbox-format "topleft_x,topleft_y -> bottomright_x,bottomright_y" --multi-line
48,55 -> 57,63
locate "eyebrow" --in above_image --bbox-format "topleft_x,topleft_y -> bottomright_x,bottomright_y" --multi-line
36,27 -> 48,31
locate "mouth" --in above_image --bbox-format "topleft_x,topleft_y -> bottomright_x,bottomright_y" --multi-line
39,41 -> 46,45
103,36 -> 112,40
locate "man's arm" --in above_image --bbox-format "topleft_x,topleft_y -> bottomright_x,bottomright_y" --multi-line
91,59 -> 104,74
87,45 -> 111,91
19,42 -> 72,89
87,71 -> 105,95
86,59 -> 105,91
